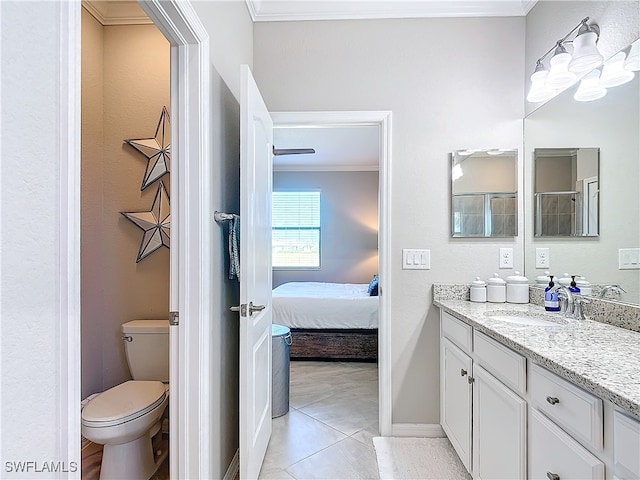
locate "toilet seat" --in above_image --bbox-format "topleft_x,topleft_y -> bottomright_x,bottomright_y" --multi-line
82,380 -> 166,428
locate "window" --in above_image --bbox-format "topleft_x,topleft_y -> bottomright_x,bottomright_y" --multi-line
272,191 -> 321,269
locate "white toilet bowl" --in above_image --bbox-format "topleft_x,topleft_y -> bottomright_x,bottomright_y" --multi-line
82,380 -> 168,480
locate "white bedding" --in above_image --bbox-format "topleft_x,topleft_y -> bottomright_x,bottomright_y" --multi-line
272,282 -> 379,329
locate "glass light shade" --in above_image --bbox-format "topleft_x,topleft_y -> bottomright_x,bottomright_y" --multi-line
527,69 -> 556,103
547,50 -> 577,89
600,52 -> 636,87
569,31 -> 604,73
574,69 -> 607,102
624,41 -> 640,71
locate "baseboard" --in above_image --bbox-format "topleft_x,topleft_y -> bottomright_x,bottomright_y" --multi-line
390,423 -> 445,437
223,449 -> 239,480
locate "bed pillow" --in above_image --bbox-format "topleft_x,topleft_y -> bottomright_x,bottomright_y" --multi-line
368,274 -> 379,296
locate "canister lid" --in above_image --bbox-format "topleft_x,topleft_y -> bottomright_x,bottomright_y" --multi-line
535,271 -> 551,284
487,273 -> 506,285
506,271 -> 529,284
471,276 -> 486,286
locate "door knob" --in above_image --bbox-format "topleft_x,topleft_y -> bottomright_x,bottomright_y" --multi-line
249,302 -> 266,315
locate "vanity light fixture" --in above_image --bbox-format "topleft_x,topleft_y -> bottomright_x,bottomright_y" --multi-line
600,51 -> 635,87
624,40 -> 640,71
574,69 -> 607,102
527,17 -> 603,103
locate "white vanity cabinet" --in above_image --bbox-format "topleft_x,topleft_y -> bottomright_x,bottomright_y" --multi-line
441,336 -> 473,471
440,311 -> 527,478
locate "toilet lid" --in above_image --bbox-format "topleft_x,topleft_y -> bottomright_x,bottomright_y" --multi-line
82,380 -> 166,428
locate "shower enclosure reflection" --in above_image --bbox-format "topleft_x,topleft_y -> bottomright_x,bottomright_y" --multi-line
451,149 -> 517,237
534,147 -> 599,237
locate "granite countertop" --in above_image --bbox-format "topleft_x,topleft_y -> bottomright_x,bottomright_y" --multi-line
434,298 -> 640,419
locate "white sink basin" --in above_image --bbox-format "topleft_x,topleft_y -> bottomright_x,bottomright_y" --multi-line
484,311 -> 566,327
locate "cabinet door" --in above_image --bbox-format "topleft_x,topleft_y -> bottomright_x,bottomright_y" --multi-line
473,365 -> 527,479
529,408 -> 604,480
441,337 -> 473,472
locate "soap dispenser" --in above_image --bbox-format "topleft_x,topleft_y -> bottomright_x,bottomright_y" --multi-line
569,275 -> 581,295
544,275 -> 560,312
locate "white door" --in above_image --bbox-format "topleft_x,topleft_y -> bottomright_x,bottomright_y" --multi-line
239,64 -> 274,480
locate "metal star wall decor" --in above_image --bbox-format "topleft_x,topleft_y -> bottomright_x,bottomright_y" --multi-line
121,181 -> 171,263
124,106 -> 171,191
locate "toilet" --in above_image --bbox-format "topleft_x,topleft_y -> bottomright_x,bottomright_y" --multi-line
82,320 -> 169,480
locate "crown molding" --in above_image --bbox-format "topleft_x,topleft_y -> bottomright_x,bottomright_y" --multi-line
246,0 -> 538,23
82,0 -> 153,26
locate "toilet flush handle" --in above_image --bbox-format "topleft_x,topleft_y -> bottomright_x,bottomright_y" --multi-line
122,335 -> 133,342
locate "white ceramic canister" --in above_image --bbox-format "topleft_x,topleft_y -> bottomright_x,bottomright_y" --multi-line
535,271 -> 551,286
506,271 -> 530,304
487,274 -> 506,303
470,277 -> 487,302
576,276 -> 592,296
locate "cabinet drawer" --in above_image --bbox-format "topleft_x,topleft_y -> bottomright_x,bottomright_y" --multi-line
529,363 -> 603,451
529,408 -> 604,480
474,330 -> 526,395
441,311 -> 472,352
614,410 -> 640,479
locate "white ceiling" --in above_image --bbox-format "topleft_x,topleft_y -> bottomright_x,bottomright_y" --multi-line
273,125 -> 380,171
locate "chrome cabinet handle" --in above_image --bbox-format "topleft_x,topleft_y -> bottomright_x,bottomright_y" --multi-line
460,369 -> 468,376
122,335 -> 133,342
547,472 -> 560,480
468,376 -> 475,384
546,396 -> 560,405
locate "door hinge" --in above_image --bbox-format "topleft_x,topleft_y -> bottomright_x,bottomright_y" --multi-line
169,311 -> 179,326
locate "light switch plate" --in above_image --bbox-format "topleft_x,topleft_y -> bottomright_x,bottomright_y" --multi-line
535,248 -> 550,268
403,249 -> 431,270
499,248 -> 514,269
619,248 -> 640,269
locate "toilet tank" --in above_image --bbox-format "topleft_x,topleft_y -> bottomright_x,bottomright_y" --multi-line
122,320 -> 170,381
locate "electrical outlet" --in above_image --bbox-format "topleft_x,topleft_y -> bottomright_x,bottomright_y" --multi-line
536,248 -> 550,268
499,248 -> 514,269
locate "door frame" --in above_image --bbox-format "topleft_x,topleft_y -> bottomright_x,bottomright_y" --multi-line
63,1 -> 213,477
270,111 -> 393,435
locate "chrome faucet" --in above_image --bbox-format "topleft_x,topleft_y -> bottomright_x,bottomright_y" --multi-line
549,284 -> 573,315
599,284 -> 626,299
549,284 -> 590,320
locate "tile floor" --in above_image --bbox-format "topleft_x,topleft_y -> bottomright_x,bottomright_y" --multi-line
259,361 -> 380,480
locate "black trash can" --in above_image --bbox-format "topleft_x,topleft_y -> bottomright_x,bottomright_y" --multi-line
271,324 -> 292,418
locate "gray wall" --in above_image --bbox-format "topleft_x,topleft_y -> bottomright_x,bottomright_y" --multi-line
273,171 -> 379,288
254,17 -> 526,426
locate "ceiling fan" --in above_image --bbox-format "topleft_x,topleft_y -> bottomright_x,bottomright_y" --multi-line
273,146 -> 316,156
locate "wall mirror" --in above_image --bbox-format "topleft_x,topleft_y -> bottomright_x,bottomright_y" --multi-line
451,149 -> 517,237
524,37 -> 639,305
534,147 -> 599,237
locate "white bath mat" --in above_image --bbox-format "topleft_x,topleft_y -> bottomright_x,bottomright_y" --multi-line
372,437 -> 471,480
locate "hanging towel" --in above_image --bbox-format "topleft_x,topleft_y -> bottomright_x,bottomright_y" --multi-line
228,215 -> 240,281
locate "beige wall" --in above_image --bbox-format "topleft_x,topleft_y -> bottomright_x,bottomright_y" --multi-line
453,155 -> 517,194
273,171 -> 379,288
81,10 -> 170,397
254,16 -> 526,426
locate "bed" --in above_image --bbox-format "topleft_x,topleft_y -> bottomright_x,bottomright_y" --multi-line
272,282 -> 379,361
